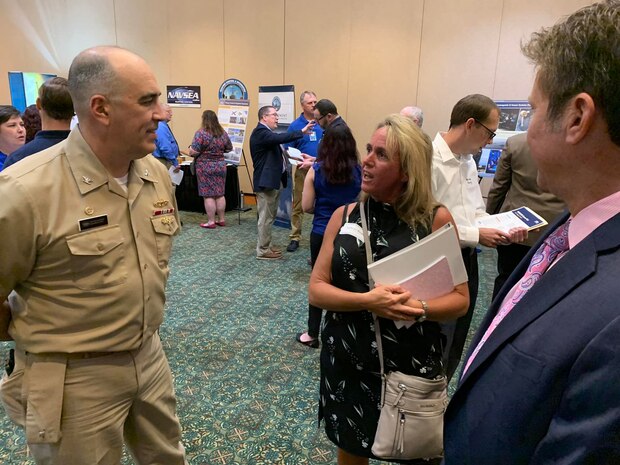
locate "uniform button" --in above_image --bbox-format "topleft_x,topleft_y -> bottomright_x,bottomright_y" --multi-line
97,243 -> 104,251
144,264 -> 148,270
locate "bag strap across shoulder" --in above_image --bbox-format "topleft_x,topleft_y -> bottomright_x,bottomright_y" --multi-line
359,201 -> 387,379
341,203 -> 351,227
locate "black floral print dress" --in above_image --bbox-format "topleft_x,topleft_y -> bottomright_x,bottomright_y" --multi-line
319,198 -> 446,461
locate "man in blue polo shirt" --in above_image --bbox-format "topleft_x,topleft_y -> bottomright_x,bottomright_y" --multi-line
153,103 -> 181,170
3,77 -> 73,170
285,90 -> 323,252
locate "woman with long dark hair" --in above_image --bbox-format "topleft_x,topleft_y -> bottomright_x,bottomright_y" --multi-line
296,124 -> 362,348
190,110 -> 233,228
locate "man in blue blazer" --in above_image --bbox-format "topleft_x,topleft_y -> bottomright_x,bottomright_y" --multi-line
444,2 -> 620,463
249,105 -> 314,260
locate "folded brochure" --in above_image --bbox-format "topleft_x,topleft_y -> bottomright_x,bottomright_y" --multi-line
475,206 -> 547,233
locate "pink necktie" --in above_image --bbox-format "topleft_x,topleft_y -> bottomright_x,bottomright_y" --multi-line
462,220 -> 571,377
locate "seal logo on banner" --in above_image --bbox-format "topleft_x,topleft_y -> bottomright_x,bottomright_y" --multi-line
218,79 -> 248,101
271,96 -> 281,111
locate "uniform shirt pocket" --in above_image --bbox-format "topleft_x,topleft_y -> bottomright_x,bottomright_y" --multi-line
65,225 -> 127,290
150,214 -> 179,268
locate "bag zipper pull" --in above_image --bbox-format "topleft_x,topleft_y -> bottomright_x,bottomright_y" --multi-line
398,409 -> 406,453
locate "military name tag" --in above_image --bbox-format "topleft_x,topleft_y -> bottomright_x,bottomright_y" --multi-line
78,214 -> 109,231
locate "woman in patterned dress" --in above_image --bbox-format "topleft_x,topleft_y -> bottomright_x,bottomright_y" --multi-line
189,110 -> 233,228
309,114 -> 469,465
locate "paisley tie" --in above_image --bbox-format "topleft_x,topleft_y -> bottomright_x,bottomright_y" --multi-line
462,220 -> 571,377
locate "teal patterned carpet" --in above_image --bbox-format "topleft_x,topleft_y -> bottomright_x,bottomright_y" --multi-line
0,209 -> 498,464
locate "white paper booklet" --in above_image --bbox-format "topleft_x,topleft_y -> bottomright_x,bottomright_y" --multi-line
476,206 -> 547,233
283,146 -> 303,165
367,223 -> 467,328
168,166 -> 184,186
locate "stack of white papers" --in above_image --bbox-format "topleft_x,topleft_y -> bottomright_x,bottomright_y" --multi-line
168,166 -> 184,186
367,223 -> 467,328
284,146 -> 304,165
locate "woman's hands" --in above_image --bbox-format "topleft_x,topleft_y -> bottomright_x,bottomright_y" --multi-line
365,284 -> 424,321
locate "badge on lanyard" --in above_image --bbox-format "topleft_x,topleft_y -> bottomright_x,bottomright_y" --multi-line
309,131 -> 317,142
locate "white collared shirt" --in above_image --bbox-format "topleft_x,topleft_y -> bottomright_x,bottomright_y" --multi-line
432,132 -> 488,248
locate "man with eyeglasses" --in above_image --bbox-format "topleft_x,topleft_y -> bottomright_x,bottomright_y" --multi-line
313,99 -> 347,132
250,105 -> 315,260
431,93 -> 526,381
303,98 -> 348,172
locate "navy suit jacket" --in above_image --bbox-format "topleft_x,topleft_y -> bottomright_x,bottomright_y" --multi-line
444,211 -> 620,464
249,123 -> 302,191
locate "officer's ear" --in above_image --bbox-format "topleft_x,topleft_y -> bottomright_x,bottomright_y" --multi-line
90,94 -> 111,126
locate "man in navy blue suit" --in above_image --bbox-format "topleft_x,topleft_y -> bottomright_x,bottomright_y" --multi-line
249,105 -> 314,260
444,1 -> 620,463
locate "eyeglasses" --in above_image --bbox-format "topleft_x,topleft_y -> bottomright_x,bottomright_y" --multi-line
316,114 -> 326,122
266,112 -> 279,117
474,119 -> 497,140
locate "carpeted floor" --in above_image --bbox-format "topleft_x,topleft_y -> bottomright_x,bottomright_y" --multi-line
0,209 -> 498,464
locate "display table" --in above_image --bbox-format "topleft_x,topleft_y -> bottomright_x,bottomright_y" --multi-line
175,164 -> 240,213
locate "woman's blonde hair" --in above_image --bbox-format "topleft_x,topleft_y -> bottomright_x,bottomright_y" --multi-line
362,114 -> 437,229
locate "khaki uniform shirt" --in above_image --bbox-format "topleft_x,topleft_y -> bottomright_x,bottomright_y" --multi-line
0,129 -> 180,353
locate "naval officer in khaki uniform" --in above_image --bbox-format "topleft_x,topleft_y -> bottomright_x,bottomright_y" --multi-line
0,46 -> 186,464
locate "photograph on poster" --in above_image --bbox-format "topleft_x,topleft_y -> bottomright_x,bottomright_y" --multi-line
227,128 -> 245,144
225,147 -> 242,165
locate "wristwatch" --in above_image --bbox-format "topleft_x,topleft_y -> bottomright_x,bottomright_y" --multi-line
416,300 -> 428,323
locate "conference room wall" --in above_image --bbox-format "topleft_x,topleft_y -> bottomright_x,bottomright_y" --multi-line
0,0 -> 593,194
417,0 -> 594,135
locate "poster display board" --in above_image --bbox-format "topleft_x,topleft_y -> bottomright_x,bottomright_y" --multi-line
493,100 -> 531,147
8,72 -> 56,112
258,85 -> 295,124
217,99 -> 249,165
478,100 -> 531,177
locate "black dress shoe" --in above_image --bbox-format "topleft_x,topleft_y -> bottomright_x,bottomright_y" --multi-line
286,240 -> 299,252
296,332 -> 319,348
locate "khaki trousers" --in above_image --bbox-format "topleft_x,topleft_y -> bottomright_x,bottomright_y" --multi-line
0,334 -> 186,465
256,188 -> 281,256
289,167 -> 307,242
